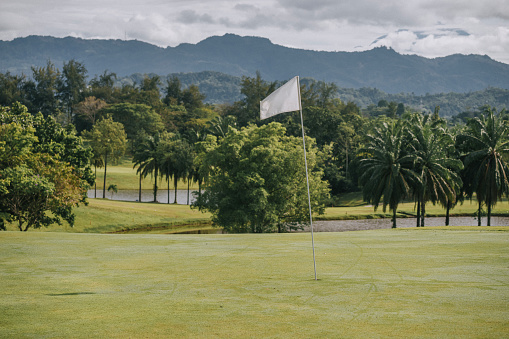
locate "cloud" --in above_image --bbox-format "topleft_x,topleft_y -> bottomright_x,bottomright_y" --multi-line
0,0 -> 508,64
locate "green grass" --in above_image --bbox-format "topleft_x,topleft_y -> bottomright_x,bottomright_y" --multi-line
1,229 -> 508,338
3,199 -> 213,233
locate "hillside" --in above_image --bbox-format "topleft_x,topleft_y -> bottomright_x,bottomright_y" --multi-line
1,34 -> 509,95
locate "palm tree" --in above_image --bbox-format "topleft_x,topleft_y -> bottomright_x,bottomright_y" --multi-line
107,184 -> 118,199
360,119 -> 418,228
406,114 -> 463,227
457,107 -> 509,226
132,133 -> 162,203
159,135 -> 194,204
187,128 -> 208,203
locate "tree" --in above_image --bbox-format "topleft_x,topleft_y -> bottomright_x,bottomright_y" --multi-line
132,132 -> 164,202
159,135 -> 194,204
456,107 -> 509,226
225,72 -> 276,127
88,70 -> 117,103
101,103 -> 164,143
406,114 -> 463,226
74,96 -> 107,132
58,59 -> 88,124
194,122 -> 329,233
25,61 -> 61,118
0,103 -> 92,231
85,118 -> 127,199
107,184 -> 118,199
360,119 -> 418,228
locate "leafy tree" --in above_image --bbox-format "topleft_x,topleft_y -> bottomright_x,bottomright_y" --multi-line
164,75 -> 183,106
225,72 -> 276,127
360,119 -> 418,228
101,103 -> 164,143
194,122 -> 329,233
85,118 -> 127,199
456,107 -> 509,226
88,70 -> 117,103
58,59 -> 88,123
0,103 -> 91,231
0,72 -> 26,106
25,61 -> 61,118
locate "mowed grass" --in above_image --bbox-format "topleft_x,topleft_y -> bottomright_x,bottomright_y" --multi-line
1,229 -> 508,338
3,199 -> 213,234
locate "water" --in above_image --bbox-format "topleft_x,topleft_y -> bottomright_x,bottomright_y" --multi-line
306,216 -> 509,232
87,189 -> 199,205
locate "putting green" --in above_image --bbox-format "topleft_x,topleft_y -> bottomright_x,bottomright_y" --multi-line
1,229 -> 508,338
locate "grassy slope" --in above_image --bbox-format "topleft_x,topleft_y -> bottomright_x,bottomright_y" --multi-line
3,199 -> 212,233
1,229 -> 508,338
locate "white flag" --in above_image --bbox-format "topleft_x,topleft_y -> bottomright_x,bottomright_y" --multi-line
260,76 -> 301,120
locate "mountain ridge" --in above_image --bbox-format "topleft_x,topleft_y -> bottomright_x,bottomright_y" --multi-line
1,34 -> 509,95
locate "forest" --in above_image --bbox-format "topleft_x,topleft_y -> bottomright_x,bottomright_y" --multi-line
1,59 -> 508,232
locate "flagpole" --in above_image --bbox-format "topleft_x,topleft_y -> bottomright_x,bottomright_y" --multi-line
297,77 -> 317,281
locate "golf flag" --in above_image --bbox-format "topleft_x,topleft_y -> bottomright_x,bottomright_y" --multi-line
260,75 -> 318,281
260,76 -> 301,120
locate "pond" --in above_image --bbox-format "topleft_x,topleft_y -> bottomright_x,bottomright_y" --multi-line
306,217 -> 509,232
87,189 -> 199,205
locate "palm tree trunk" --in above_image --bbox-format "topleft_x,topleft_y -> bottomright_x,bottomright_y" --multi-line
94,164 -> 97,198
187,179 -> 190,205
102,153 -> 108,199
421,200 -> 425,227
167,176 -> 170,204
445,201 -> 451,226
174,176 -> 178,204
138,174 -> 142,202
153,168 -> 158,202
392,208 -> 397,228
487,200 -> 492,226
416,198 -> 421,227
478,200 -> 482,226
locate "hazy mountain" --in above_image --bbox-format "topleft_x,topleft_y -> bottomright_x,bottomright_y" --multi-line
1,33 -> 509,95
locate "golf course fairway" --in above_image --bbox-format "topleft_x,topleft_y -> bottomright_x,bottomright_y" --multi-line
1,228 -> 508,338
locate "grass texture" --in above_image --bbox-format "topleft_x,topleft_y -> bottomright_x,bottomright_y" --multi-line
4,199 -> 213,234
1,229 -> 508,338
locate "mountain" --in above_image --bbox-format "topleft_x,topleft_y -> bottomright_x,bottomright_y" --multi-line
1,34 -> 509,94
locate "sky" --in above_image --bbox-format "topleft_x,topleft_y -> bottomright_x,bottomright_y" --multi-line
1,0 -> 508,64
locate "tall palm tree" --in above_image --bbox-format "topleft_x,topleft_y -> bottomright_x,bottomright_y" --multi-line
360,119 -> 418,228
159,135 -> 194,204
407,114 -> 463,227
132,133 -> 162,203
457,107 -> 509,226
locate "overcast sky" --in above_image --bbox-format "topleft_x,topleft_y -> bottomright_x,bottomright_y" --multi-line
1,0 -> 508,64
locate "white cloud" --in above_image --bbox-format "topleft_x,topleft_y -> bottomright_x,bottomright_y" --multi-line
0,0 -> 508,64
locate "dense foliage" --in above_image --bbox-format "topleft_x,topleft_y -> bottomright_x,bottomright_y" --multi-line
1,58 -> 508,231
0,103 -> 93,231
193,123 -> 329,233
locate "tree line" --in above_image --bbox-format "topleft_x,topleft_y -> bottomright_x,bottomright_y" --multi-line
1,60 -> 508,232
